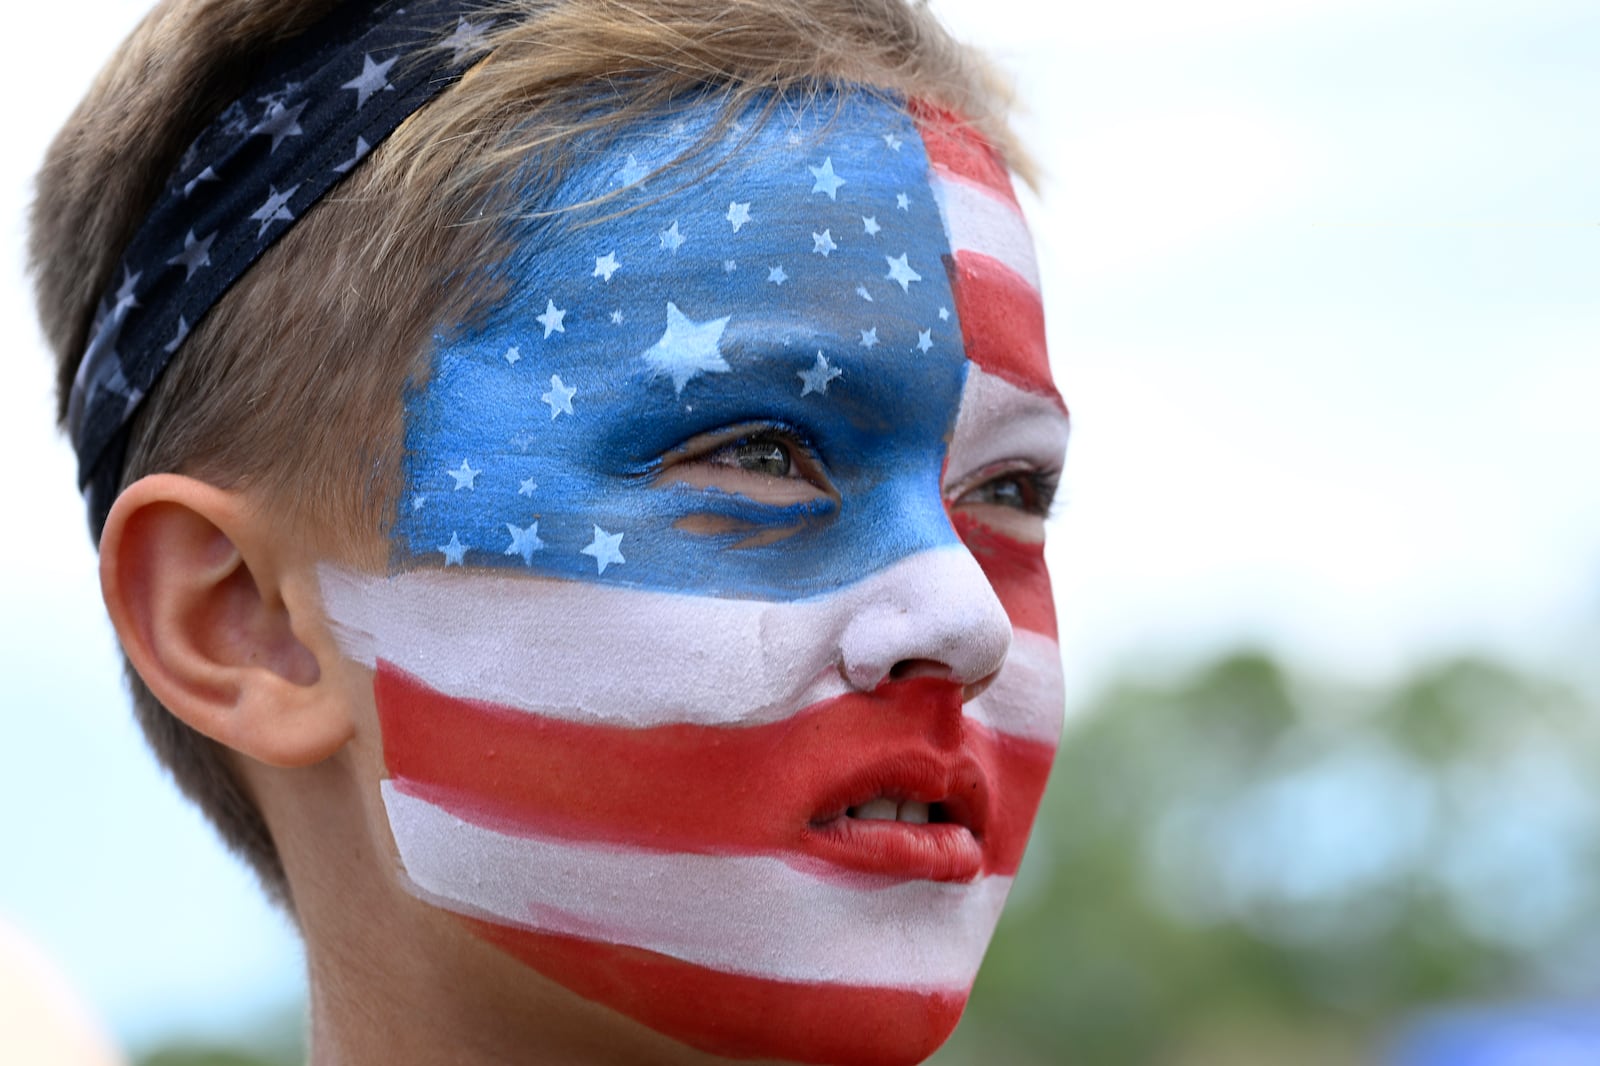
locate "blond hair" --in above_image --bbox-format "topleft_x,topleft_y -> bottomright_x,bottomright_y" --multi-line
29,0 -> 1028,905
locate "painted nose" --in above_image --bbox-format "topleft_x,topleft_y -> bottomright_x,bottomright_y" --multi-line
837,545 -> 1012,692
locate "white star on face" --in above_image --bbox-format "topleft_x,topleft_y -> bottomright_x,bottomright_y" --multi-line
862,216 -> 881,236
412,494 -> 427,512
504,345 -> 521,365
442,15 -> 494,63
939,306 -> 951,321
797,351 -> 842,397
812,229 -> 837,257
726,201 -> 753,232
659,221 -> 686,253
593,252 -> 620,281
333,136 -> 371,175
767,265 -> 788,285
580,525 -> 626,574
614,154 -> 649,188
856,285 -> 874,303
542,374 -> 576,419
641,301 -> 731,394
439,532 -> 468,566
916,329 -> 934,353
164,316 -> 190,354
808,157 -> 846,200
536,299 -> 567,338
610,310 -> 624,325
884,132 -> 903,151
896,192 -> 911,211
341,53 -> 397,109
251,100 -> 307,152
250,184 -> 301,238
860,327 -> 879,349
448,459 -> 480,490
518,477 -> 537,497
885,253 -> 923,293
183,167 -> 217,198
504,522 -> 545,565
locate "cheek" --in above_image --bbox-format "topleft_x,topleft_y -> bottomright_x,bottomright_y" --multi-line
952,509 -> 1063,845
952,511 -> 1057,642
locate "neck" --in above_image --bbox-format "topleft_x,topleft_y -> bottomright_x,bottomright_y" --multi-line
302,932 -> 777,1065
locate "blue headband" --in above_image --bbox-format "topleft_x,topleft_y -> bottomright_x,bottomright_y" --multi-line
68,0 -> 496,538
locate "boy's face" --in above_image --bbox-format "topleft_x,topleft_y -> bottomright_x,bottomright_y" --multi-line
321,92 -> 1068,1066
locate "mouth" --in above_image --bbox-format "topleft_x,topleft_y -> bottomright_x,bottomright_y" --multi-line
803,754 -> 991,883
843,797 -> 948,825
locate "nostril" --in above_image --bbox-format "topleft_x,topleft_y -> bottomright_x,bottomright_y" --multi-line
888,658 -> 953,682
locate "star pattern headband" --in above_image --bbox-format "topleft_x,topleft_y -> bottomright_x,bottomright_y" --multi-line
68,0 -> 497,538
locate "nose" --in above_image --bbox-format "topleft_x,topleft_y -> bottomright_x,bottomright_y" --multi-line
836,546 -> 1012,692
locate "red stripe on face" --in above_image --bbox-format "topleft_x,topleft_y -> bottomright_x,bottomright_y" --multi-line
950,251 -> 1062,406
910,100 -> 1017,206
378,669 -> 1056,880
465,919 -> 966,1066
951,512 -> 1059,641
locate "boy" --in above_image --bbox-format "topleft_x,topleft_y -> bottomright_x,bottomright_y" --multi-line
30,1 -> 1070,1062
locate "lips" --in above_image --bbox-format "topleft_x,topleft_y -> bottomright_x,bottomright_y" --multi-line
801,747 -> 992,882
376,664 -> 1054,882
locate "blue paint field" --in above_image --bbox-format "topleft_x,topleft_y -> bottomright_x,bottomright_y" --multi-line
395,92 -> 971,600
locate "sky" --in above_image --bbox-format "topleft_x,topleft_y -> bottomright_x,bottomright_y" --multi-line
1,0 -> 1596,1053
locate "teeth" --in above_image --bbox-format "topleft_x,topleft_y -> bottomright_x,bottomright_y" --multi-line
853,798 -> 899,821
899,801 -> 930,825
845,798 -> 934,824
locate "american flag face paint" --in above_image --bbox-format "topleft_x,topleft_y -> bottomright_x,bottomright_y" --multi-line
321,91 -> 1069,1065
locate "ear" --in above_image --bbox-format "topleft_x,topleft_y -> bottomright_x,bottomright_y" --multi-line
99,473 -> 355,768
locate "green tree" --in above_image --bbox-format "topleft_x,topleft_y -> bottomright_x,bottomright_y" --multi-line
937,651 -> 1600,1065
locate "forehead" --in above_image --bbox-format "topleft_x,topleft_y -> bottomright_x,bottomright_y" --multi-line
391,91 -> 1055,591
498,92 -> 962,333
451,92 -> 968,419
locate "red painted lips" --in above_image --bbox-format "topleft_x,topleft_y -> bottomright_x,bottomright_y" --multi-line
802,744 -> 992,882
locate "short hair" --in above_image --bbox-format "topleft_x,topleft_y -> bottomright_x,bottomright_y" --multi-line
29,0 -> 1030,906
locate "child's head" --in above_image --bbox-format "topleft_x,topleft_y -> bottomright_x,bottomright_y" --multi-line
31,2 -> 1068,1062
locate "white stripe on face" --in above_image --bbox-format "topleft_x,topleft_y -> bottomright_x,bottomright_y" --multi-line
947,366 -> 1073,508
931,174 -> 1041,290
319,541 -> 1047,735
384,783 -> 1012,989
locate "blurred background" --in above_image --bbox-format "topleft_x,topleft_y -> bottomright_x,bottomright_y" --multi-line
3,0 -> 1596,1063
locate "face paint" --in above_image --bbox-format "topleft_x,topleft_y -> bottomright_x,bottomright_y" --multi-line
321,91 -> 1069,1066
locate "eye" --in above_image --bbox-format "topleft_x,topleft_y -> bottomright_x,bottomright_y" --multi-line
948,461 -> 1061,541
958,467 -> 1058,516
709,436 -> 797,479
657,423 -> 836,508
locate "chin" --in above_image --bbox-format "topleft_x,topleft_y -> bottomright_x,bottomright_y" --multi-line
468,917 -> 972,1066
